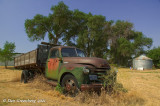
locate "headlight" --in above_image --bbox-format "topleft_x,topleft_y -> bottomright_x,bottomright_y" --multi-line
83,67 -> 90,74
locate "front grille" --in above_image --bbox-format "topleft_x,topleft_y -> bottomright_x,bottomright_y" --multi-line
89,68 -> 109,83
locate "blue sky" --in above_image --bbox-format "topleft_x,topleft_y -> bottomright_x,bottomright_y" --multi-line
0,0 -> 160,53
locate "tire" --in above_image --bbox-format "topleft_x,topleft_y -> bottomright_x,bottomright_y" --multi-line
61,74 -> 79,96
28,71 -> 34,79
21,70 -> 29,83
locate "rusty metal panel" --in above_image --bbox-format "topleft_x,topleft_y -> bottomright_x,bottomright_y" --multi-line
37,45 -> 51,65
81,84 -> 103,91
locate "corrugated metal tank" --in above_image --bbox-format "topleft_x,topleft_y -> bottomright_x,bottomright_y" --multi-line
133,55 -> 153,70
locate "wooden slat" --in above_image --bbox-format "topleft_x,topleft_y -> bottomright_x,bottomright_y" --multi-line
15,49 -> 37,67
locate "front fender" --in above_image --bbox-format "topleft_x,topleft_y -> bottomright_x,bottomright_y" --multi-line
58,64 -> 85,88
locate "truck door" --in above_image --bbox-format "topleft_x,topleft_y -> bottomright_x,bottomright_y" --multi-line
46,49 -> 60,80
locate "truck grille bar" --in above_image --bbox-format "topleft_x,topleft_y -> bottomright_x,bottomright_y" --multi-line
89,68 -> 109,83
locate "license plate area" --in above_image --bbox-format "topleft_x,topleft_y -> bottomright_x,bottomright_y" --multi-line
89,75 -> 97,80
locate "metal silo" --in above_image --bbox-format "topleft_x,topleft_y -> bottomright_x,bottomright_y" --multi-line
133,55 -> 153,70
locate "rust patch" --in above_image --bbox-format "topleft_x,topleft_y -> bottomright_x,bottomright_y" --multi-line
81,84 -> 103,91
48,58 -> 59,72
63,57 -> 110,68
66,67 -> 75,70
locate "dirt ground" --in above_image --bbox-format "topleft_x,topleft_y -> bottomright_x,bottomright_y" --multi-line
0,66 -> 160,106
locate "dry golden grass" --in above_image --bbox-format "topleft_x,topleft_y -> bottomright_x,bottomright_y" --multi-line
27,75 -> 53,91
74,88 -> 145,106
0,66 -> 160,106
117,68 -> 160,106
11,72 -> 21,82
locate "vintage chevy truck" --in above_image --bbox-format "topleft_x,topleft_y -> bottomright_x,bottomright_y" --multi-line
14,42 -> 113,93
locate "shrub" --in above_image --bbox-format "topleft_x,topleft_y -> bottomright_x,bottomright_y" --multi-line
55,83 -> 64,94
103,67 -> 127,93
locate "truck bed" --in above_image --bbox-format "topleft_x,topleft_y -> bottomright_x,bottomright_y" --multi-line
14,45 -> 52,69
15,49 -> 37,67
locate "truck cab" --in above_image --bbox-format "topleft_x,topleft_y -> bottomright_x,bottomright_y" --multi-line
45,46 -> 111,93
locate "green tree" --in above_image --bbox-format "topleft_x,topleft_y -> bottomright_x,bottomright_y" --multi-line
25,1 -> 87,45
116,38 -> 134,66
77,14 -> 108,57
109,20 -> 134,65
109,20 -> 152,66
147,47 -> 160,68
62,9 -> 88,46
0,41 -> 16,68
25,1 -> 73,44
133,31 -> 152,56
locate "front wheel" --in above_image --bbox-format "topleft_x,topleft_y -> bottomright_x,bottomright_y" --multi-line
61,74 -> 79,95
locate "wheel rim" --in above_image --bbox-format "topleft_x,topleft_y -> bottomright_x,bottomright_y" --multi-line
64,79 -> 76,92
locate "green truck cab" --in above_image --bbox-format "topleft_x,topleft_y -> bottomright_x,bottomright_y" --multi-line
14,42 -> 114,93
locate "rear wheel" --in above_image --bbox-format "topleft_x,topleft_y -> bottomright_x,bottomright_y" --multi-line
21,70 -> 29,83
61,75 -> 79,96
28,71 -> 34,79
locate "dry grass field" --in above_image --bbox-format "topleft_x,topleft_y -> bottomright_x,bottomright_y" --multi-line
0,66 -> 160,106
117,68 -> 160,106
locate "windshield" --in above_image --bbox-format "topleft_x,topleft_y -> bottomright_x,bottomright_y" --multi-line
61,48 -> 86,57
77,49 -> 86,57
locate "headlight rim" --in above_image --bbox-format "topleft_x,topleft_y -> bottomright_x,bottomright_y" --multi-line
83,67 -> 90,74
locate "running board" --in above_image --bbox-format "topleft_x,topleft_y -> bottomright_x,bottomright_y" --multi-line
46,80 -> 58,87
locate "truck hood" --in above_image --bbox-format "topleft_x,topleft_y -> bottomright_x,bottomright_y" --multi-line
63,57 -> 110,68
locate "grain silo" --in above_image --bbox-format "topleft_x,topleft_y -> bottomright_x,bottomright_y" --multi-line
133,55 -> 153,70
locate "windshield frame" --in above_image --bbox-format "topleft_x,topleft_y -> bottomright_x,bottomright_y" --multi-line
76,48 -> 86,57
61,48 -> 86,57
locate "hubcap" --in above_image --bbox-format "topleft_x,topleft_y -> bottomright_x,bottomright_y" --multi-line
65,79 -> 76,91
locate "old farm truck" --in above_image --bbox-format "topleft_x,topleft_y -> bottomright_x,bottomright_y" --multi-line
15,42 -> 115,93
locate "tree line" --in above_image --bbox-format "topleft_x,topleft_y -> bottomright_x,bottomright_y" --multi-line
1,2 -> 160,68
24,1 -> 153,66
0,41 -> 15,68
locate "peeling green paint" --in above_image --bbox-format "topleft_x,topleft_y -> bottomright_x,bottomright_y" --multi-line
58,67 -> 85,88
45,58 -> 88,88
